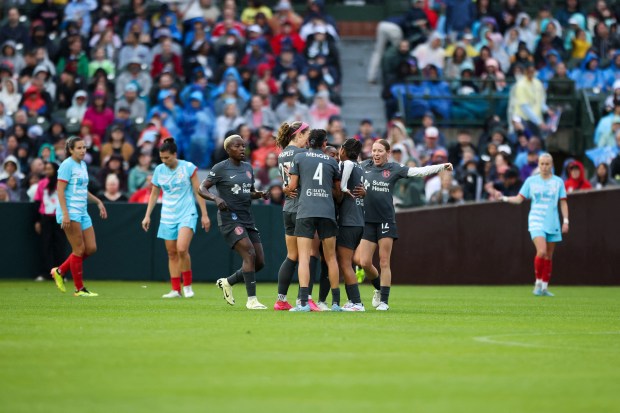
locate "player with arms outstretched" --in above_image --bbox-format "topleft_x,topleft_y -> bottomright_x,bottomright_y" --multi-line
497,153 -> 569,296
359,139 -> 452,310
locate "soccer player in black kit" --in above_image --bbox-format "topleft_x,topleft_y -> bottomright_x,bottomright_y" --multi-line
199,135 -> 270,310
359,139 -> 452,310
287,129 -> 342,312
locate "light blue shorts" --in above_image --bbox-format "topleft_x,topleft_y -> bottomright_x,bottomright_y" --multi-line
157,216 -> 197,240
530,230 -> 562,242
57,213 -> 93,231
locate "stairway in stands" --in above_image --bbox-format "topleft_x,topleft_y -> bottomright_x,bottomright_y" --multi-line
339,37 -> 387,136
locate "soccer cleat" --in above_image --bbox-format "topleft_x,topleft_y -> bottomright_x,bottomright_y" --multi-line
541,289 -> 555,297
74,288 -> 98,297
50,267 -> 66,293
308,298 -> 321,312
289,304 -> 311,312
274,300 -> 293,311
162,290 -> 182,298
372,290 -> 381,307
183,285 -> 195,298
342,302 -> 366,312
331,303 -> 344,312
246,297 -> 267,310
533,287 -> 542,296
316,301 -> 330,311
376,302 -> 390,311
355,266 -> 365,283
216,278 -> 235,305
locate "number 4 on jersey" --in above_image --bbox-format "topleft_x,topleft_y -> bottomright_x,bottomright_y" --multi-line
313,163 -> 323,186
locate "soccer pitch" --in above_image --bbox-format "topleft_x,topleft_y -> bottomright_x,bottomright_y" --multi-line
1,281 -> 619,413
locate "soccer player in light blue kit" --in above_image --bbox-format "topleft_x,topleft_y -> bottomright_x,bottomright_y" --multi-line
50,136 -> 108,297
142,138 -> 211,298
499,153 -> 569,296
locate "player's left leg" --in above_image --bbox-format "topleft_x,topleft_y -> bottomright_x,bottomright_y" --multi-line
177,227 -> 194,298
73,226 -> 98,297
541,242 -> 557,296
163,239 -> 182,298
233,237 -> 267,309
376,237 -> 394,310
321,236 -> 341,310
338,245 -> 364,311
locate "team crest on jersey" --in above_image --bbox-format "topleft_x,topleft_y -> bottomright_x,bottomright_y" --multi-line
246,171 -> 252,179
382,170 -> 391,178
234,226 -> 244,235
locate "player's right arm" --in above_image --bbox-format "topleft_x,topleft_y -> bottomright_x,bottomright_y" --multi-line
501,177 -> 529,204
199,178 -> 228,211
142,185 -> 161,231
57,180 -> 70,229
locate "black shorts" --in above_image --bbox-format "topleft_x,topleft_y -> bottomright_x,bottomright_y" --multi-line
295,217 -> 338,240
337,226 -> 364,250
220,223 -> 261,249
362,222 -> 398,243
283,211 -> 297,236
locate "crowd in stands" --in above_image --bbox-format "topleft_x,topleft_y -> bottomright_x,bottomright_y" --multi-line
365,0 -> 620,208
0,0 -> 344,205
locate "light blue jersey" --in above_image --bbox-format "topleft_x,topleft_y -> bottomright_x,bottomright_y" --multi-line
152,160 -> 198,225
56,157 -> 89,221
519,174 -> 567,235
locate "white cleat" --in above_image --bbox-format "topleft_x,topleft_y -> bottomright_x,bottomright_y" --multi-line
162,290 -> 182,298
317,301 -> 331,311
376,302 -> 390,311
372,290 -> 381,308
342,301 -> 366,312
246,297 -> 267,310
183,285 -> 195,298
216,278 -> 235,305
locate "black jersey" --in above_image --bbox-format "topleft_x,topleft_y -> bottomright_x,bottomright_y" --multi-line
290,149 -> 340,220
361,159 -> 410,224
338,160 -> 365,227
206,159 -> 256,226
278,144 -> 306,213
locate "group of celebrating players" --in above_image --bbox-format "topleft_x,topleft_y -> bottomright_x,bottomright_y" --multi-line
49,120 -> 569,307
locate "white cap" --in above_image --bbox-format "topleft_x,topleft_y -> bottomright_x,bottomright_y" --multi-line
248,24 -> 262,34
613,79 -> 620,90
425,126 -> 439,138
498,144 -> 512,155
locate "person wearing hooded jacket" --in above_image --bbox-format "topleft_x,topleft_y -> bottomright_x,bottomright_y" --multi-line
177,91 -> 216,168
1,40 -> 25,74
0,155 -> 25,183
67,90 -> 89,122
537,49 -> 562,88
0,78 -> 21,114
570,52 -> 608,91
564,160 -> 592,193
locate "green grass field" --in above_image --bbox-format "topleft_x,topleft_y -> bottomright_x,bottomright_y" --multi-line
1,281 -> 619,413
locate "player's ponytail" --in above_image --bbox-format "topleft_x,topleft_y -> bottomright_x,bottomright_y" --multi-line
160,137 -> 177,154
275,121 -> 307,149
342,138 -> 362,161
65,135 -> 84,156
308,129 -> 327,149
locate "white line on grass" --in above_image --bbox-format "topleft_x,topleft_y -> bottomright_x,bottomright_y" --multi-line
474,331 -> 620,350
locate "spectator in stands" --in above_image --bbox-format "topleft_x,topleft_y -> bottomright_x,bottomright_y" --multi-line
148,90 -> 182,139
367,0 -> 430,84
66,90 -> 88,123
88,46 -> 115,79
416,126 -> 447,165
275,89 -> 310,124
0,78 -> 20,115
352,119 -> 380,142
251,125 -> 278,168
591,21 -> 619,66
1,41 -> 24,75
511,63 -> 550,137
118,32 -> 150,71
444,42 -> 473,89
426,168 -> 456,204
101,125 -> 134,168
56,38 -> 89,80
114,83 -> 145,120
448,131 -> 476,166
598,114 -> 620,149
129,174 -> 160,203
556,0 -> 585,29
564,160 -> 592,192
588,1 -> 617,33
308,89 -> 340,130
128,149 -> 153,195
90,23 -> 122,62
538,49 -> 562,88
99,173 -> 128,203
604,52 -> 620,90
590,162 -> 617,188
567,18 -> 592,62
444,0 -> 476,39
243,94 -> 278,132
271,20 -> 305,56
0,155 -> 24,184
547,62 -> 576,97
83,91 -> 114,138
571,52 -> 608,91
480,58 -> 507,94
21,86 -> 48,119
0,7 -> 30,46
151,39 -> 184,80
177,91 -> 216,168
0,102 -> 13,132
115,57 -> 153,101
412,32 -> 445,70
98,153 -> 127,192
255,152 -> 280,190
215,99 -> 245,146
240,0 -> 273,26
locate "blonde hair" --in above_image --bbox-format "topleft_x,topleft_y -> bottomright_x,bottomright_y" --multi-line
224,134 -> 242,150
539,152 -> 553,162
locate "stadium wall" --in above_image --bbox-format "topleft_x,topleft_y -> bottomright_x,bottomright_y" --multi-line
2,187 -> 619,284
392,187 -> 620,285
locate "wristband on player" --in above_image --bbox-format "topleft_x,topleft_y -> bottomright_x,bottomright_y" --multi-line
501,196 -> 508,203
563,218 -> 569,224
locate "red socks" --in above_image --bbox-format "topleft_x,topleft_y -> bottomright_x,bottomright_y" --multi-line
534,256 -> 544,280
171,277 -> 181,292
542,259 -> 552,283
182,270 -> 192,287
59,253 -> 89,275
70,254 -> 84,290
